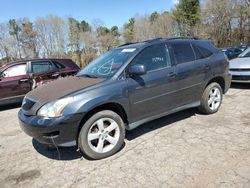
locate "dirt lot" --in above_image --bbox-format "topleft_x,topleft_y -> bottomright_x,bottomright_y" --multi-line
0,83 -> 250,188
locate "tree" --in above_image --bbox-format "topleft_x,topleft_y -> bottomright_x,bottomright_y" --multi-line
80,20 -> 91,32
123,18 -> 135,42
9,19 -> 22,58
0,23 -> 12,62
68,17 -> 82,66
172,0 -> 201,36
34,15 -> 67,58
200,0 -> 236,47
20,21 -> 38,58
150,11 -> 159,23
96,26 -> 120,53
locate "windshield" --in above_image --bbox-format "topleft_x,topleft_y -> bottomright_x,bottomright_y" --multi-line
238,47 -> 250,58
77,48 -> 138,78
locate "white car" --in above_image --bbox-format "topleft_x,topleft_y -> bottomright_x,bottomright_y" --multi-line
230,47 -> 250,83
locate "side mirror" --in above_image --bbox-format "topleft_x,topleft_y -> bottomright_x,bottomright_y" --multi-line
128,64 -> 147,76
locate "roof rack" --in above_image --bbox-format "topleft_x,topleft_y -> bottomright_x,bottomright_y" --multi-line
118,42 -> 136,47
118,36 -> 201,47
142,38 -> 163,43
167,36 -> 201,40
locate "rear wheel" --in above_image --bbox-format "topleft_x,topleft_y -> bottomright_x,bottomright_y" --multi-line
78,110 -> 125,160
199,82 -> 223,114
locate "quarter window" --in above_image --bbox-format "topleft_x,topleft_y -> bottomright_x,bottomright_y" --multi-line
172,43 -> 195,64
52,60 -> 65,69
131,44 -> 171,72
193,45 -> 213,59
2,64 -> 27,77
31,61 -> 56,73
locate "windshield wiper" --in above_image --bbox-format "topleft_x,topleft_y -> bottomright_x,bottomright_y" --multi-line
80,74 -> 99,78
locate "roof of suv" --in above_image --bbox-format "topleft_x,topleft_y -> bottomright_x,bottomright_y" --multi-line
118,37 -> 215,51
118,37 -> 218,52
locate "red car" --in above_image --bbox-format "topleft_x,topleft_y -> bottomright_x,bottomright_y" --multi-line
0,59 -> 80,105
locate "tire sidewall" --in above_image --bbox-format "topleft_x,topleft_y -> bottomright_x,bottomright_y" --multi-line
78,110 -> 125,160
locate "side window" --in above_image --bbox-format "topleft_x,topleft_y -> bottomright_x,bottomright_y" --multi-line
192,45 -> 204,60
131,44 -> 171,72
31,61 -> 56,73
2,64 -> 27,78
52,60 -> 65,69
235,48 -> 242,53
243,51 -> 250,57
171,43 -> 195,64
194,45 -> 213,59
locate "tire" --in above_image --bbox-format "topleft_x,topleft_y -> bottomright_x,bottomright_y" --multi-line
198,82 -> 223,114
78,110 -> 125,160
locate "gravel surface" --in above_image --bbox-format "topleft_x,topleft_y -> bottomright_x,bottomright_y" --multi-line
0,83 -> 249,188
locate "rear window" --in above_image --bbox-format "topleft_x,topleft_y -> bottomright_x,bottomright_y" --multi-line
171,43 -> 195,64
31,61 -> 57,73
192,45 -> 213,60
52,60 -> 65,69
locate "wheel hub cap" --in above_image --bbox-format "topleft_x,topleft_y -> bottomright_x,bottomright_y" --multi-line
87,118 -> 120,153
208,87 -> 221,111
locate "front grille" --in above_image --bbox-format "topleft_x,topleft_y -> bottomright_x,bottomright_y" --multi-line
230,68 -> 250,72
232,75 -> 250,81
22,98 -> 36,111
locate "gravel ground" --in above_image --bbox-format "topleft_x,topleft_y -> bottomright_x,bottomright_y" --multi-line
0,83 -> 250,188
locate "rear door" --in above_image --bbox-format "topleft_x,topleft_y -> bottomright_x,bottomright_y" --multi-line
127,43 -> 177,122
30,60 -> 58,85
170,42 -> 206,106
0,63 -> 31,100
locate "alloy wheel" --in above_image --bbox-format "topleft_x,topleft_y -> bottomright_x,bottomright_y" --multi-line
87,118 -> 120,153
208,87 -> 221,111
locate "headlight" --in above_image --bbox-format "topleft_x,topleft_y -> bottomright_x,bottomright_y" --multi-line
37,97 -> 74,118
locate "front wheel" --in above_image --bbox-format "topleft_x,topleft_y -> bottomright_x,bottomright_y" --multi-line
199,82 -> 223,114
78,110 -> 125,160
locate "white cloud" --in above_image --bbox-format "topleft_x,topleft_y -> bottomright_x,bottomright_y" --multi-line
172,0 -> 179,5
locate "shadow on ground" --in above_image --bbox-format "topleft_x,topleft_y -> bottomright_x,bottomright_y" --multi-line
32,139 -> 82,161
126,108 -> 197,140
230,83 -> 250,89
32,108 -> 197,160
0,103 -> 21,112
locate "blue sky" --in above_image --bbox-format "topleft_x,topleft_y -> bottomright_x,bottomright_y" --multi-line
0,0 -> 177,28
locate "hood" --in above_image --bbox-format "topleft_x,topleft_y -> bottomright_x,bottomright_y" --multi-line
230,57 -> 250,69
23,76 -> 104,115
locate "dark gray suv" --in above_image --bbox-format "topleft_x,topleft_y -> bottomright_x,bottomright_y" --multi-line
19,38 -> 231,159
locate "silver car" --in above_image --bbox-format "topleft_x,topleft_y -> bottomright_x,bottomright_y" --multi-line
230,47 -> 250,83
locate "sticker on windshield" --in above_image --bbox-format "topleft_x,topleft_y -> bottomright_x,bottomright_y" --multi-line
121,48 -> 136,52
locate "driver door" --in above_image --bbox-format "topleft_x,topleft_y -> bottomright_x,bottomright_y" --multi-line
0,63 -> 31,100
127,44 -> 177,122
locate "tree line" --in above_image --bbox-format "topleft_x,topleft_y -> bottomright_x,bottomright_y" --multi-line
0,0 -> 250,67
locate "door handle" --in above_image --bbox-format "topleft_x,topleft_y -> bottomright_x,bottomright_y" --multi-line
205,64 -> 210,70
52,73 -> 59,78
19,78 -> 29,82
168,72 -> 176,78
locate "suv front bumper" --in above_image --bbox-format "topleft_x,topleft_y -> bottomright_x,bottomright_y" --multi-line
230,71 -> 250,83
18,110 -> 84,146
